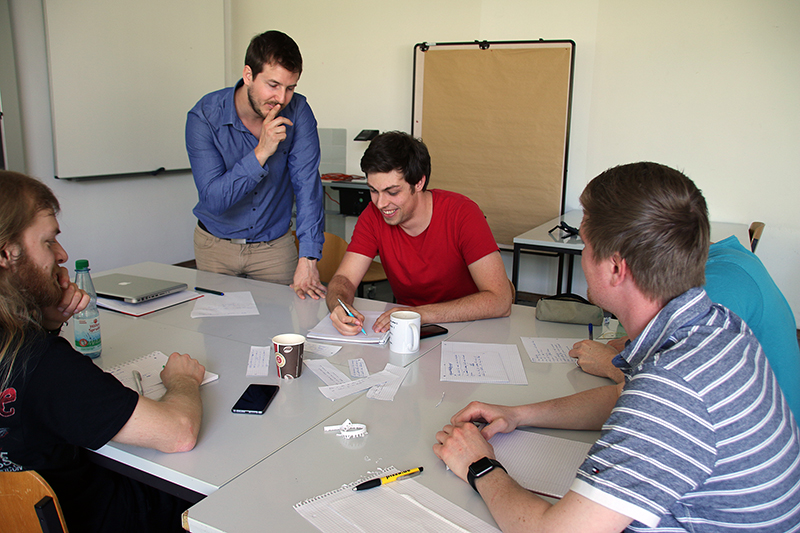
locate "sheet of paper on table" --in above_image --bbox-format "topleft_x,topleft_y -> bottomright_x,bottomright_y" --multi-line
190,291 -> 259,318
440,341 -> 528,385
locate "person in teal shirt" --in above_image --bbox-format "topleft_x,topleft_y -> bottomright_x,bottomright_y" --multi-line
704,235 -> 800,417
570,235 -> 800,418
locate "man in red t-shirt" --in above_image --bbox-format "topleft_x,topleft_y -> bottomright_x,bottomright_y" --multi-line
325,132 -> 513,335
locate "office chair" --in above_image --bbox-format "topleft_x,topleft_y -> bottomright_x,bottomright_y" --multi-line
0,470 -> 69,532
293,232 -> 388,296
749,221 -> 765,253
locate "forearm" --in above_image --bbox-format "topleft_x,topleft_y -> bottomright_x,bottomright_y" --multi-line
515,384 -> 621,431
326,274 -> 357,312
159,377 -> 203,450
413,289 -> 512,325
477,469 -> 555,533
115,377 -> 203,453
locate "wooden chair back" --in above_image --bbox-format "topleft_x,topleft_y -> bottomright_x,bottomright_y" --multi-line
749,221 -> 765,253
0,470 -> 68,532
293,231 -> 349,285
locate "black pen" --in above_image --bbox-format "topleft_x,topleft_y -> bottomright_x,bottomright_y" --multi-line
588,323 -> 593,341
195,287 -> 224,296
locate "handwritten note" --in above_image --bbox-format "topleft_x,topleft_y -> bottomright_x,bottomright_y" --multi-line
305,359 -> 351,386
246,346 -> 271,377
440,342 -> 528,385
348,358 -> 369,378
521,337 -> 580,363
366,364 -> 409,401
305,342 -> 341,357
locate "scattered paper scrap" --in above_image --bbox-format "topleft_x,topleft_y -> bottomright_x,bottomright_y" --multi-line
246,345 -> 271,377
348,358 -> 369,378
305,359 -> 351,386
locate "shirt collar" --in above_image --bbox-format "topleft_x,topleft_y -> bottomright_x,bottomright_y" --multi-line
618,287 -> 711,369
222,79 -> 247,131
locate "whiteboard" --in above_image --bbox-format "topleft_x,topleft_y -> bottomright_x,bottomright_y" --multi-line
43,0 -> 225,179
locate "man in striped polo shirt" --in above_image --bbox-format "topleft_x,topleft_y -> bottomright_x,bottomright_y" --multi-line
434,162 -> 800,532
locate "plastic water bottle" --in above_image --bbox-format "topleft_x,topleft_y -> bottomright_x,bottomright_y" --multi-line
74,259 -> 102,358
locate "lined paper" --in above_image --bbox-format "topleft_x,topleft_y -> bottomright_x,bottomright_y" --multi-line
295,470 -> 500,533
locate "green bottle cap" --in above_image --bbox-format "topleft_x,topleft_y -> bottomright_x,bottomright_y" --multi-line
75,259 -> 89,270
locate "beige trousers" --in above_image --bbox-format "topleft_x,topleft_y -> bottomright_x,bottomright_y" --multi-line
193,224 -> 297,285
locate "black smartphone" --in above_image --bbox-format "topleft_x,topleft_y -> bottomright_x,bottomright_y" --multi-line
231,384 -> 279,415
420,324 -> 448,339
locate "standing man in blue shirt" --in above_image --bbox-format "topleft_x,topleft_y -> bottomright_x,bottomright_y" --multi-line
186,30 -> 325,299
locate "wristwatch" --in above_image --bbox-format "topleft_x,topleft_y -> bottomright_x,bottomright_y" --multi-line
467,457 -> 506,493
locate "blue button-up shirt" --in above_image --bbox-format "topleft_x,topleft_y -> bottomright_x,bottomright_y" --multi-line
186,79 -> 324,259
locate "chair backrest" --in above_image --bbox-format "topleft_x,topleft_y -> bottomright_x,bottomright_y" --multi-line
293,231 -> 349,285
318,232 -> 349,284
0,470 -> 69,532
749,221 -> 765,253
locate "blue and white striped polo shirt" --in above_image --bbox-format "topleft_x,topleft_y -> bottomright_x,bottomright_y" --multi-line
571,287 -> 800,532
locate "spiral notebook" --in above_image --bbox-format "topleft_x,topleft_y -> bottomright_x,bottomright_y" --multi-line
107,351 -> 218,399
295,467 -> 500,533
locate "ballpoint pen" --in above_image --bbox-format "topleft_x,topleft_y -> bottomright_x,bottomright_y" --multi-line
337,298 -> 367,336
353,467 -> 423,491
195,287 -> 224,296
132,370 -> 144,396
588,323 -> 593,341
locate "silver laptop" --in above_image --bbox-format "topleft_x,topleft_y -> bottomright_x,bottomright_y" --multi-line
93,274 -> 187,303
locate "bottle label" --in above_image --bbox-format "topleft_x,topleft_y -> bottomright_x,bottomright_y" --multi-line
74,317 -> 102,354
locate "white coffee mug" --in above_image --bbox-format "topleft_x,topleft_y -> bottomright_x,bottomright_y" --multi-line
390,311 -> 421,354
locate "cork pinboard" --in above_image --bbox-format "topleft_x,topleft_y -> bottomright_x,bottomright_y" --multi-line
412,41 -> 575,246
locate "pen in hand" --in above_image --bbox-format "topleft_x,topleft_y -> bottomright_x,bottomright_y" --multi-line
132,370 -> 144,396
337,298 -> 367,336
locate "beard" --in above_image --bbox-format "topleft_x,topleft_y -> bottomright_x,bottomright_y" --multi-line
246,85 -> 279,120
11,252 -> 62,309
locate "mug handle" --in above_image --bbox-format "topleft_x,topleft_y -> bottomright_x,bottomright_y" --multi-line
409,324 -> 419,352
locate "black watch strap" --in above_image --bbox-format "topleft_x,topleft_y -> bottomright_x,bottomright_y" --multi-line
467,457 -> 506,493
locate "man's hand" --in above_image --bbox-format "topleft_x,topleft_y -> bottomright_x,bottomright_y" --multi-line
41,266 -> 90,331
254,104 -> 294,165
160,352 -> 206,388
330,302 -> 366,336
373,306 -> 420,333
569,340 -> 624,383
290,257 -> 326,300
433,422 -> 496,482
450,401 -> 523,441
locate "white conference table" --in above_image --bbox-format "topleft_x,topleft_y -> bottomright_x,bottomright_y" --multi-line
512,210 -> 751,299
62,263 -> 470,501
185,305 -> 611,532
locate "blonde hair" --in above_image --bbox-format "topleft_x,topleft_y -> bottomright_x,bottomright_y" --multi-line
0,171 -> 61,389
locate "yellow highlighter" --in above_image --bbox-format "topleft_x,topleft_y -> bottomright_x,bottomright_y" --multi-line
352,467 -> 424,491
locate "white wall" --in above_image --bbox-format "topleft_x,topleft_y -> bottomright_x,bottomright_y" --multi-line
230,0 -> 799,318
7,0 -> 799,320
8,0 -> 198,272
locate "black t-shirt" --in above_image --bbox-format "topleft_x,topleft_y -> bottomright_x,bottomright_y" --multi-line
0,330 -> 186,532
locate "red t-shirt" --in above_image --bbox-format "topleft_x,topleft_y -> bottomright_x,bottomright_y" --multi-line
347,189 -> 499,306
